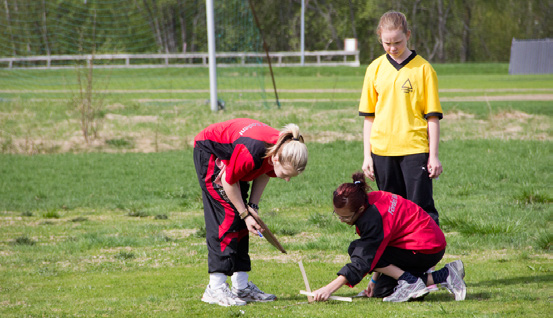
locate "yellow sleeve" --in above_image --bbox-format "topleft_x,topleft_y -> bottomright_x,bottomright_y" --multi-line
424,64 -> 443,118
358,62 -> 379,116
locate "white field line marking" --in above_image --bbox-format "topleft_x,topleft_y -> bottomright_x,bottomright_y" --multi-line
3,94 -> 553,104
1,88 -> 553,94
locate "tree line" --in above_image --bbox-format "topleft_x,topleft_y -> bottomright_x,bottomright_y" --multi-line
0,0 -> 551,64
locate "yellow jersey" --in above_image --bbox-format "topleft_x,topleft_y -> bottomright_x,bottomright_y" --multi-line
359,52 -> 442,156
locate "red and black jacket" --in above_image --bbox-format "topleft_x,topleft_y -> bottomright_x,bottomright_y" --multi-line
194,118 -> 279,184
337,191 -> 446,286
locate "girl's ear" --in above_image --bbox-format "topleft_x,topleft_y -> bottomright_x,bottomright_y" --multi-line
406,30 -> 411,41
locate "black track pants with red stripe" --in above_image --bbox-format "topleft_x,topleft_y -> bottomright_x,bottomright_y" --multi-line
193,147 -> 251,276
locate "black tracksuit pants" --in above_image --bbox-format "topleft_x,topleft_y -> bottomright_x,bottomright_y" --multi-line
194,147 -> 251,276
373,247 -> 446,298
372,152 -> 439,225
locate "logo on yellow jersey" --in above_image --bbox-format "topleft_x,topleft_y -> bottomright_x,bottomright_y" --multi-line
402,79 -> 413,93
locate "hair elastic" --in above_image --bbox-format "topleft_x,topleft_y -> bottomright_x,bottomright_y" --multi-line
354,181 -> 361,185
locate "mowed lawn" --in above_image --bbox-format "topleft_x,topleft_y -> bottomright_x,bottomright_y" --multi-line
0,64 -> 551,317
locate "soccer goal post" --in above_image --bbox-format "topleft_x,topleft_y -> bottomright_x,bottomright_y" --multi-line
205,0 -> 218,112
205,0 -> 279,112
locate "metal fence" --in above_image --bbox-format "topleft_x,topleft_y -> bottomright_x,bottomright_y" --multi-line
0,51 -> 360,69
509,38 -> 553,75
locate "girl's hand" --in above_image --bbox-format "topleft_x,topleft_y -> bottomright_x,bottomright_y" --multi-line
312,287 -> 332,302
362,156 -> 375,181
364,279 -> 376,297
427,156 -> 443,179
244,207 -> 262,235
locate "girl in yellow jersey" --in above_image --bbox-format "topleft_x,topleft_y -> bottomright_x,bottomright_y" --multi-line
359,11 -> 443,225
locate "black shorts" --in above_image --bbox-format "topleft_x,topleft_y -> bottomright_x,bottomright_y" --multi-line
372,153 -> 439,225
372,246 -> 445,298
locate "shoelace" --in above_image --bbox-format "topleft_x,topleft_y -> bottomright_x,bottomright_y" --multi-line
221,285 -> 240,299
247,283 -> 264,294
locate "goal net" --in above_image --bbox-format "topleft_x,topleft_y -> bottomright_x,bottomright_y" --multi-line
0,0 -> 272,110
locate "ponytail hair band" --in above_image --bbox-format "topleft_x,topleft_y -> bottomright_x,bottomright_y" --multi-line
291,134 -> 303,141
354,181 -> 361,185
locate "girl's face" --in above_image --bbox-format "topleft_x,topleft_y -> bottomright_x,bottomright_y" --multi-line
380,28 -> 411,60
333,205 -> 363,226
272,156 -> 299,182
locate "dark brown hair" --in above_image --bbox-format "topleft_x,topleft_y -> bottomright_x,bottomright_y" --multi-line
333,172 -> 372,212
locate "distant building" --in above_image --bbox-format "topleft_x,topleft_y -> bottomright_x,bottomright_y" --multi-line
509,38 -> 553,75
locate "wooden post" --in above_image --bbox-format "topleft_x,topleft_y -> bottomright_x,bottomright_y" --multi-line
298,261 -> 314,303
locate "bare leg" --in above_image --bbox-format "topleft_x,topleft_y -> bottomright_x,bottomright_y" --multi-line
374,265 -> 406,280
376,264 -> 434,285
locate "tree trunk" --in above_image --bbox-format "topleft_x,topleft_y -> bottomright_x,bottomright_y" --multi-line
310,0 -> 342,50
41,0 -> 51,56
410,0 -> 421,51
141,0 -> 164,52
348,0 -> 357,39
435,0 -> 452,62
164,5 -> 176,53
190,3 -> 202,52
3,0 -> 17,56
177,0 -> 187,52
436,0 -> 445,62
460,0 -> 471,62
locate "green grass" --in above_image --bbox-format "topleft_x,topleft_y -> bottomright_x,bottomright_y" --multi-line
0,140 -> 551,316
0,65 -> 551,317
1,64 -> 552,155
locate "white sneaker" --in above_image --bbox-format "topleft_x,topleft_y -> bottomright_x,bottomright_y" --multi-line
383,278 -> 429,302
447,259 -> 466,278
443,260 -> 467,301
201,283 -> 247,307
232,281 -> 277,302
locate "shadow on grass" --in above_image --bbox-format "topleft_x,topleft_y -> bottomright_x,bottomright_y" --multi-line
424,292 -> 492,302
470,273 -> 553,287
276,292 -> 488,303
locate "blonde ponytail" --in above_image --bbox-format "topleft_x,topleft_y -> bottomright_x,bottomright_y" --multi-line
265,124 -> 308,172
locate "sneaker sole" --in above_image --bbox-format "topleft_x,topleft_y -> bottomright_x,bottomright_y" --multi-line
411,288 -> 430,300
383,288 -> 429,302
237,297 -> 276,303
455,285 -> 467,301
201,296 -> 246,307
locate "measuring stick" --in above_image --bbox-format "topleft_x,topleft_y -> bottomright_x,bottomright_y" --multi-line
298,261 -> 314,303
299,290 -> 353,302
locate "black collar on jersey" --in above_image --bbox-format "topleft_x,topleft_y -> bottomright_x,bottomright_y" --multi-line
386,50 -> 417,71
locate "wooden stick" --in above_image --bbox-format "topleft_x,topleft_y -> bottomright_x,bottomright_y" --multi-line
298,261 -> 314,303
299,290 -> 353,302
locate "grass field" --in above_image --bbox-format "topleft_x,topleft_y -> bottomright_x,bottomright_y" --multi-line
0,64 -> 551,317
